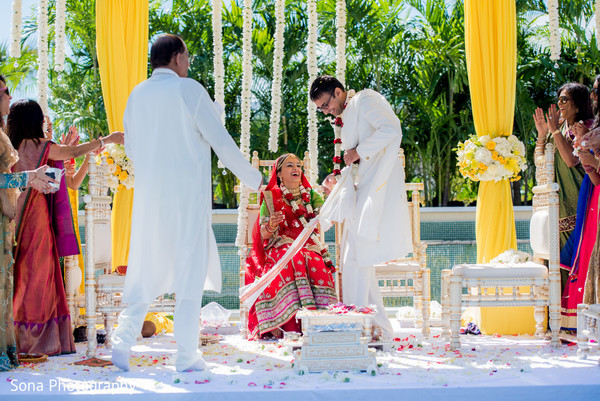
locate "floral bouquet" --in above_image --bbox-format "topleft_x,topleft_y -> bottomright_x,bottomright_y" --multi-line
490,249 -> 532,264
96,144 -> 134,191
456,134 -> 527,182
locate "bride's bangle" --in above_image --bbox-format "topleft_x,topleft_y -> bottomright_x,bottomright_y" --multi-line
264,223 -> 276,233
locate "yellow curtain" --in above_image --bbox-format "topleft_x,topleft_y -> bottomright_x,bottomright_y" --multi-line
465,0 -> 536,334
96,0 -> 148,270
68,188 -> 85,294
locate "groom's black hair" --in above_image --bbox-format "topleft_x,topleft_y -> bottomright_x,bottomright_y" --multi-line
309,75 -> 345,101
150,34 -> 186,69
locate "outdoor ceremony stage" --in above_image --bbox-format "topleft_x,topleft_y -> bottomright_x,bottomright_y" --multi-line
1,323 -> 599,401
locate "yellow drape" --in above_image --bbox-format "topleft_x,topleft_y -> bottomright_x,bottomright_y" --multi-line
68,188 -> 85,294
96,0 -> 148,270
465,0 -> 536,334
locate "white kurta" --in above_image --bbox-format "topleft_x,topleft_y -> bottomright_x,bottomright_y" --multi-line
341,89 -> 413,268
122,68 -> 262,304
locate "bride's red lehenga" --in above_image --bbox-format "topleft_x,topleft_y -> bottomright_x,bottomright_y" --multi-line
245,157 -> 337,339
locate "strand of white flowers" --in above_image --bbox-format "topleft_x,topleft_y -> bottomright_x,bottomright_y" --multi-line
240,0 -> 253,160
54,0 -> 66,72
212,0 -> 225,124
335,0 -> 347,87
596,0 -> 600,50
235,0 -> 254,247
548,0 -> 560,62
10,0 -> 23,58
37,0 -> 50,115
212,0 -> 226,169
333,0 -> 347,176
268,0 -> 285,153
306,0 -> 319,185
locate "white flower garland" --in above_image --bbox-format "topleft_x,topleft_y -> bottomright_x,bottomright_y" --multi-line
548,0 -> 560,62
37,0 -> 50,115
212,0 -> 225,124
268,0 -> 285,153
10,0 -> 23,59
333,0 -> 348,177
54,0 -> 67,72
306,0 -> 319,185
335,0 -> 347,87
235,0 -> 254,247
596,0 -> 600,51
240,0 -> 253,160
235,185 -> 251,247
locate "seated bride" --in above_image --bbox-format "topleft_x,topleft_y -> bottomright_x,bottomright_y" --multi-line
245,153 -> 338,339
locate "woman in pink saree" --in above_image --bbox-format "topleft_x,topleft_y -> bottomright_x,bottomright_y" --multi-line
7,99 -> 123,355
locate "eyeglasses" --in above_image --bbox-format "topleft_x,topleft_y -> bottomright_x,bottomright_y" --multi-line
0,87 -> 9,96
316,92 -> 334,112
557,96 -> 571,104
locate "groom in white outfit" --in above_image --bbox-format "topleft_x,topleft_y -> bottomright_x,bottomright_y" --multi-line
111,34 -> 262,372
310,76 -> 413,340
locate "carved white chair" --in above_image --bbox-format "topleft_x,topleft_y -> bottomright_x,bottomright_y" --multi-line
441,143 -> 561,350
84,157 -> 176,357
577,303 -> 600,364
372,149 -> 430,336
236,151 -> 331,338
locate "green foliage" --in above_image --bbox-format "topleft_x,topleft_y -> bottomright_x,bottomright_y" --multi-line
1,0 -> 598,207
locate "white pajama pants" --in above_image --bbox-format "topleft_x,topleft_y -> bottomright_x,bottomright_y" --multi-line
111,298 -> 203,371
342,232 -> 393,338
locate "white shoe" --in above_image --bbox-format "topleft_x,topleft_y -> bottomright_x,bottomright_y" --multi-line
111,348 -> 130,371
176,355 -> 207,372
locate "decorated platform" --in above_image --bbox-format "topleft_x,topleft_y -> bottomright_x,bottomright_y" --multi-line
1,323 -> 599,401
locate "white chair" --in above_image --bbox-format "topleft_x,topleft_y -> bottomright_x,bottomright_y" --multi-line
441,143 -> 561,350
373,149 -> 430,336
84,157 -> 175,357
577,303 -> 600,364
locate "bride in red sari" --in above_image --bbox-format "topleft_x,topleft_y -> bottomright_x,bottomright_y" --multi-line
245,154 -> 338,339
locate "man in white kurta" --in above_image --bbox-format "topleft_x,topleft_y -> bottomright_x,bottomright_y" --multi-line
111,35 -> 262,372
310,76 -> 413,339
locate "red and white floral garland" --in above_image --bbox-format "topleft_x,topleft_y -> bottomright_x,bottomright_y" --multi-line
331,89 -> 355,177
280,184 -> 334,270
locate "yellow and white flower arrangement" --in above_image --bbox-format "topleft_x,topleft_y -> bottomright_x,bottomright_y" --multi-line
96,144 -> 134,191
456,134 -> 527,182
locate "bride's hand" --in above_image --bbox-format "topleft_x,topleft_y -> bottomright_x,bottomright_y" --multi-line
269,211 -> 285,227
